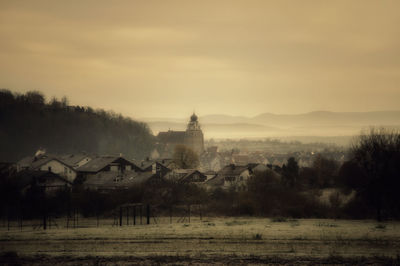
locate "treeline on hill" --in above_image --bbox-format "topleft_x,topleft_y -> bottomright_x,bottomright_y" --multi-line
0,89 -> 155,161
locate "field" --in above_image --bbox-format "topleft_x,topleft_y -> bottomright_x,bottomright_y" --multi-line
1,217 -> 400,265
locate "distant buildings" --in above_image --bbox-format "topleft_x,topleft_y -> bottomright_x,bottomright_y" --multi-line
156,113 -> 204,156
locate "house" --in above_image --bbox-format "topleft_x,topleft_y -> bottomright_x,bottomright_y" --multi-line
165,169 -> 207,183
203,170 -> 217,181
58,153 -> 92,169
207,164 -> 251,191
77,156 -> 140,178
200,151 -> 222,172
13,170 -> 72,195
0,162 -> 16,179
247,163 -> 268,174
83,171 -> 159,191
232,154 -> 249,165
135,158 -> 175,176
16,155 -> 77,183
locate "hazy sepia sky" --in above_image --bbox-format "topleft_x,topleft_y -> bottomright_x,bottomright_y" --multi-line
1,0 -> 399,119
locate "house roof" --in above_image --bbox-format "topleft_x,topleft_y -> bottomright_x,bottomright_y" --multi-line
134,158 -> 175,172
205,174 -> 224,186
217,164 -> 249,176
166,169 -> 206,182
17,156 -> 34,168
135,159 -> 154,170
204,170 -> 217,176
83,171 -> 156,189
58,153 -> 91,167
77,156 -> 122,173
13,170 -> 71,189
17,154 -> 75,170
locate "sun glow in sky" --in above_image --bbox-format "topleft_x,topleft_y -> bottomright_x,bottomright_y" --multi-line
1,0 -> 399,119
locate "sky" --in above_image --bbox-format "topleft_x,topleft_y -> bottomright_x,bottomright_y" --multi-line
1,0 -> 399,119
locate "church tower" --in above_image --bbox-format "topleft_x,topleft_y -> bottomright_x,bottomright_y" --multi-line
184,112 -> 204,155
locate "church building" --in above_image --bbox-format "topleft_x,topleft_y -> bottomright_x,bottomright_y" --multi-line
156,113 -> 204,156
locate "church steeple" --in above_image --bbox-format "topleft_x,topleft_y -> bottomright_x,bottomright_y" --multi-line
185,112 -> 204,154
190,112 -> 198,122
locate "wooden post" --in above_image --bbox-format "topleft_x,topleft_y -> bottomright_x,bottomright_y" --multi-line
199,205 -> 202,221
7,207 -> 10,231
19,209 -> 23,231
43,212 -> 47,230
119,207 -> 122,226
146,204 -> 150,225
188,205 -> 191,223
133,206 -> 136,226
96,211 -> 99,227
170,206 -> 172,224
76,209 -> 79,228
126,207 -> 129,226
140,205 -> 142,225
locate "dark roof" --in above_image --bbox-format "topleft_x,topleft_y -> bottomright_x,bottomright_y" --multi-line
30,156 -> 57,169
0,162 -> 15,175
83,171 -> 156,190
217,164 -> 249,176
17,156 -> 34,168
180,170 -> 206,182
133,158 -> 175,172
13,170 -> 71,189
204,170 -> 217,175
136,159 -> 154,171
157,130 -> 185,144
77,156 -> 128,173
205,174 -> 224,186
59,153 -> 91,167
18,155 -> 74,170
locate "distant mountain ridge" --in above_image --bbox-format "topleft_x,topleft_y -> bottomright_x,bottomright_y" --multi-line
146,111 -> 400,140
250,111 -> 400,127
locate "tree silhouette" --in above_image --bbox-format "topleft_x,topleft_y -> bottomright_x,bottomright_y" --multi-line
350,127 -> 400,221
172,144 -> 199,169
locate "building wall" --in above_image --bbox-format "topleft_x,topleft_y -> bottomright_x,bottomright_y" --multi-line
223,169 -> 250,190
184,129 -> 204,155
39,160 -> 77,183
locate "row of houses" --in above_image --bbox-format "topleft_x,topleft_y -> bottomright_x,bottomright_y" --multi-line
200,146 -> 346,172
7,151 -> 275,195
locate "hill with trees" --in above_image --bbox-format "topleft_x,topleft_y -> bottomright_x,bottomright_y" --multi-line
0,89 -> 155,162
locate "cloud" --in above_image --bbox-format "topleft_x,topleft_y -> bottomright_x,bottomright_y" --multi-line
0,0 -> 399,117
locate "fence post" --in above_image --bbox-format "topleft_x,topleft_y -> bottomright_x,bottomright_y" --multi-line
43,212 -> 47,230
133,206 -> 136,226
188,205 -> 191,223
119,207 -> 122,226
140,205 -> 142,225
146,204 -> 150,225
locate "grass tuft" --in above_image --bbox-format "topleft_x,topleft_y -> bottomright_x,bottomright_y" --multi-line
252,233 -> 263,240
315,222 -> 338,227
271,217 -> 287,222
225,220 -> 248,226
375,224 -> 386,230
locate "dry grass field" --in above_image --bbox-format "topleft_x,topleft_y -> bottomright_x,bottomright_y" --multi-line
1,217 -> 400,265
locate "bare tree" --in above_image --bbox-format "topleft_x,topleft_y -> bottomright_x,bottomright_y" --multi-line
173,144 -> 199,169
351,127 -> 400,221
